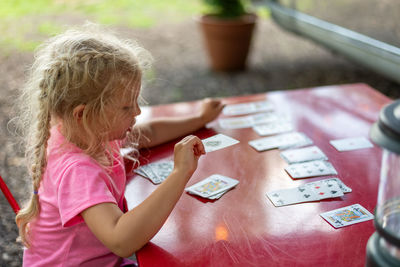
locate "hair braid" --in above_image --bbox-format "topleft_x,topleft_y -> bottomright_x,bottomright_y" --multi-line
16,84 -> 51,247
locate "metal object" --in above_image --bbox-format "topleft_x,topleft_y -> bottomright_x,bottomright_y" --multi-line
367,100 -> 400,266
263,0 -> 400,84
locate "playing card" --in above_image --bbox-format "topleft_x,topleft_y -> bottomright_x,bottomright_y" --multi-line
185,174 -> 239,199
136,164 -> 161,184
120,147 -> 135,157
330,137 -> 373,151
280,146 -> 328,163
134,160 -> 174,184
285,160 -> 338,179
208,189 -> 229,200
320,204 -> 374,228
248,132 -> 313,152
219,112 -> 278,129
223,100 -> 275,116
266,185 -> 319,207
202,133 -> 239,153
305,179 -> 344,200
134,167 -> 148,178
252,120 -> 293,136
323,178 -> 352,193
150,160 -> 174,181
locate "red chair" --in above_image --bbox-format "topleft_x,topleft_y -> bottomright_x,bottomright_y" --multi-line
0,175 -> 20,214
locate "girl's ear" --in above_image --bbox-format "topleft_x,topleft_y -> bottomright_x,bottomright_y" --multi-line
72,104 -> 86,121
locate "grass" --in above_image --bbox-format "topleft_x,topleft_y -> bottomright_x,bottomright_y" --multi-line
0,0 -> 270,53
0,0 -> 203,52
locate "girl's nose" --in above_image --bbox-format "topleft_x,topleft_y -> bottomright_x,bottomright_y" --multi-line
135,106 -> 141,116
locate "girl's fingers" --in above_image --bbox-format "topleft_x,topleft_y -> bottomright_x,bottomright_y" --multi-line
180,135 -> 205,156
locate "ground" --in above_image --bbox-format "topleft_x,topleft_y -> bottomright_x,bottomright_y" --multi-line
1,7 -> 400,266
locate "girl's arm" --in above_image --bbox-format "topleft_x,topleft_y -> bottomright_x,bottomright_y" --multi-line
81,135 -> 205,258
133,98 -> 224,149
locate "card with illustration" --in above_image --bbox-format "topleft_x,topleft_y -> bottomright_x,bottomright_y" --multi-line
320,204 -> 374,228
185,174 -> 239,199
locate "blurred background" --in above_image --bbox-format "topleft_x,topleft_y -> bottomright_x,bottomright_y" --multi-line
1,0 -> 399,265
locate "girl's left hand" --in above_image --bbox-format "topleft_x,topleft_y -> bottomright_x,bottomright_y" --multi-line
199,98 -> 225,124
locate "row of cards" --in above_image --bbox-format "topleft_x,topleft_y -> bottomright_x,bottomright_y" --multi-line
221,100 -> 374,228
220,100 -> 374,151
267,178 -> 351,207
249,131 -> 373,153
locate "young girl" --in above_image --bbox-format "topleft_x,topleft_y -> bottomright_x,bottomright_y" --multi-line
15,24 -> 224,266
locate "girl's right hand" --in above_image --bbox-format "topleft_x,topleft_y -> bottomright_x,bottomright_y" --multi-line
173,135 -> 205,179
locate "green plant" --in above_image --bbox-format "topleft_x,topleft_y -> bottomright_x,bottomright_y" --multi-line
203,0 -> 250,18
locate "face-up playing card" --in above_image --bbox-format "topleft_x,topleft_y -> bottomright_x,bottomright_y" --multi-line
305,179 -> 344,200
202,134 -> 239,153
252,120 -> 293,136
185,174 -> 239,199
280,146 -> 328,164
329,137 -> 373,151
266,185 -> 319,207
285,160 -> 338,179
248,132 -> 313,152
320,204 -> 374,228
323,178 -> 352,193
223,100 -> 275,116
219,112 -> 278,129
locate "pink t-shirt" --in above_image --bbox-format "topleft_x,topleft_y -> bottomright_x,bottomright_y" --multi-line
23,126 -> 134,266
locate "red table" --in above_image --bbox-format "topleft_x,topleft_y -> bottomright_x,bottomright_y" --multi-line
125,83 -> 392,267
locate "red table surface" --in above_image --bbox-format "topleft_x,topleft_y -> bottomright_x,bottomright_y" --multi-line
125,83 -> 392,267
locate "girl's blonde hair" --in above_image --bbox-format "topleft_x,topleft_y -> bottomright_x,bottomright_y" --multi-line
15,23 -> 152,247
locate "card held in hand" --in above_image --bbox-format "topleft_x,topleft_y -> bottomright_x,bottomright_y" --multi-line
185,174 -> 239,199
202,133 -> 239,153
320,204 -> 374,228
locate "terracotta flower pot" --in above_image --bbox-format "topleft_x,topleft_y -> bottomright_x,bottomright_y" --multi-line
198,13 -> 257,71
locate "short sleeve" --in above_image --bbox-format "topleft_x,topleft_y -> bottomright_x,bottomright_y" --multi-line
58,161 -> 117,227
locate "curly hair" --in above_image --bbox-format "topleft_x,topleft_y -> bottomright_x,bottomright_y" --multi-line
15,23 -> 152,247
